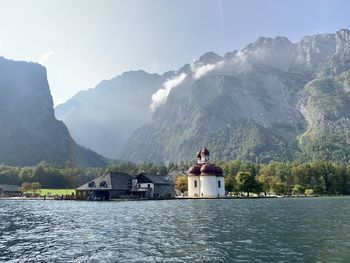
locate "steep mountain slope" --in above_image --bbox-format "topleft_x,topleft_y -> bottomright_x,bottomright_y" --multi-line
298,71 -> 350,162
55,70 -> 172,158
122,29 -> 350,163
0,57 -> 106,167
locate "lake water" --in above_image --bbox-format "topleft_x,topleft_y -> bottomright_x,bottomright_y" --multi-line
1,197 -> 350,263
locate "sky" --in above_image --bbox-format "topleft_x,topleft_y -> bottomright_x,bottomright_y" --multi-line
0,0 -> 349,106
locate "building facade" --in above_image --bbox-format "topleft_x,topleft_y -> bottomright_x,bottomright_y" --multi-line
188,148 -> 225,198
76,172 -> 132,200
0,184 -> 21,197
76,172 -> 175,200
131,173 -> 175,199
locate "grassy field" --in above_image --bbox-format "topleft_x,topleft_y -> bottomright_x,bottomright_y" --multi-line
26,189 -> 76,196
41,189 -> 76,196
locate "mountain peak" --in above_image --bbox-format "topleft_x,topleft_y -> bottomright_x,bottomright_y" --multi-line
197,52 -> 223,64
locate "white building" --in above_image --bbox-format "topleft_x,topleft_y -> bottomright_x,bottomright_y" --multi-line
188,148 -> 225,198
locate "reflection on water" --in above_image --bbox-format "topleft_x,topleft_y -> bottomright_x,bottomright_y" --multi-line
1,197 -> 350,262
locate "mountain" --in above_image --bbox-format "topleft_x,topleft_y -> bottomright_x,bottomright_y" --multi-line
55,29 -> 350,164
55,70 -> 173,158
121,29 -> 350,163
0,57 -> 106,167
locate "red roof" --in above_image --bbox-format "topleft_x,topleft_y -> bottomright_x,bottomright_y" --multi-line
188,164 -> 201,176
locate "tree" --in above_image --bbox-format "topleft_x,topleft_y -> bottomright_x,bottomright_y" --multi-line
236,172 -> 257,196
224,174 -> 237,193
20,182 -> 42,195
31,182 -> 42,195
305,189 -> 314,196
20,182 -> 31,193
256,174 -> 273,196
270,178 -> 287,195
292,184 -> 305,195
175,175 -> 188,193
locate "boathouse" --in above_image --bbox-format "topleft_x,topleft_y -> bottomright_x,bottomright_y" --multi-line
76,172 -> 175,200
76,172 -> 132,200
0,184 -> 21,197
131,173 -> 175,199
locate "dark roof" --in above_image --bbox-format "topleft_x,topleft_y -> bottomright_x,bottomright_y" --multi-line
188,163 -> 224,176
201,148 -> 210,156
0,184 -> 20,192
76,172 -> 132,191
188,164 -> 201,176
136,174 -> 173,185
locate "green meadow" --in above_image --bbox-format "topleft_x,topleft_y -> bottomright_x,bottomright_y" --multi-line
26,189 -> 76,196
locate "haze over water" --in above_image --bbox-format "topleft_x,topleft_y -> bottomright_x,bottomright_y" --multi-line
1,197 -> 350,262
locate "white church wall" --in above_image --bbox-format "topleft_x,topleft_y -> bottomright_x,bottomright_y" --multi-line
188,176 -> 200,197
200,175 -> 218,197
217,176 -> 225,197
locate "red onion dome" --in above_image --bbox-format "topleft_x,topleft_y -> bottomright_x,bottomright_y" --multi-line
188,164 -> 201,176
201,147 -> 210,156
200,164 -> 216,175
200,164 -> 224,176
215,166 -> 224,176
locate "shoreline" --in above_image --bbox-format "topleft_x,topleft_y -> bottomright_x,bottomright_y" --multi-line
1,195 -> 349,202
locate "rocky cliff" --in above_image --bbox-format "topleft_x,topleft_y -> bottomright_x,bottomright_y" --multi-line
0,57 -> 106,166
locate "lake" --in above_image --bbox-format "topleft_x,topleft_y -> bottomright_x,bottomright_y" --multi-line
1,197 -> 350,262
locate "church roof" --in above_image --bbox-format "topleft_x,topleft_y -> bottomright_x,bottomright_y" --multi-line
188,148 -> 223,176
201,148 -> 210,156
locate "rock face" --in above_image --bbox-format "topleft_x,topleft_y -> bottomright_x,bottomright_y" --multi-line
0,57 -> 106,166
291,33 -> 336,71
56,28 -> 350,164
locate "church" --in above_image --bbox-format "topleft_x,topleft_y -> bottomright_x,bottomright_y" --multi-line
188,148 -> 225,198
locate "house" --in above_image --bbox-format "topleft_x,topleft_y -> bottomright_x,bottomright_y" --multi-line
131,173 -> 175,199
76,172 -> 175,200
76,172 -> 132,200
0,184 -> 21,197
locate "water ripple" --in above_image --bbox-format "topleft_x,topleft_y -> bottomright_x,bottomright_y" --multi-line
1,197 -> 350,262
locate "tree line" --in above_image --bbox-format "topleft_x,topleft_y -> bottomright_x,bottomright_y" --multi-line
1,159 -> 350,195
174,160 -> 350,196
220,160 -> 350,195
0,161 -> 168,189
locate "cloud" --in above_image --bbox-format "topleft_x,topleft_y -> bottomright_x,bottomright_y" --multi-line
193,61 -> 224,79
39,51 -> 54,64
150,73 -> 187,111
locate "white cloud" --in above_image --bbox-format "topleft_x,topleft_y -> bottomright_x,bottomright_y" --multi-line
150,73 -> 187,111
193,61 -> 224,79
39,50 -> 54,64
